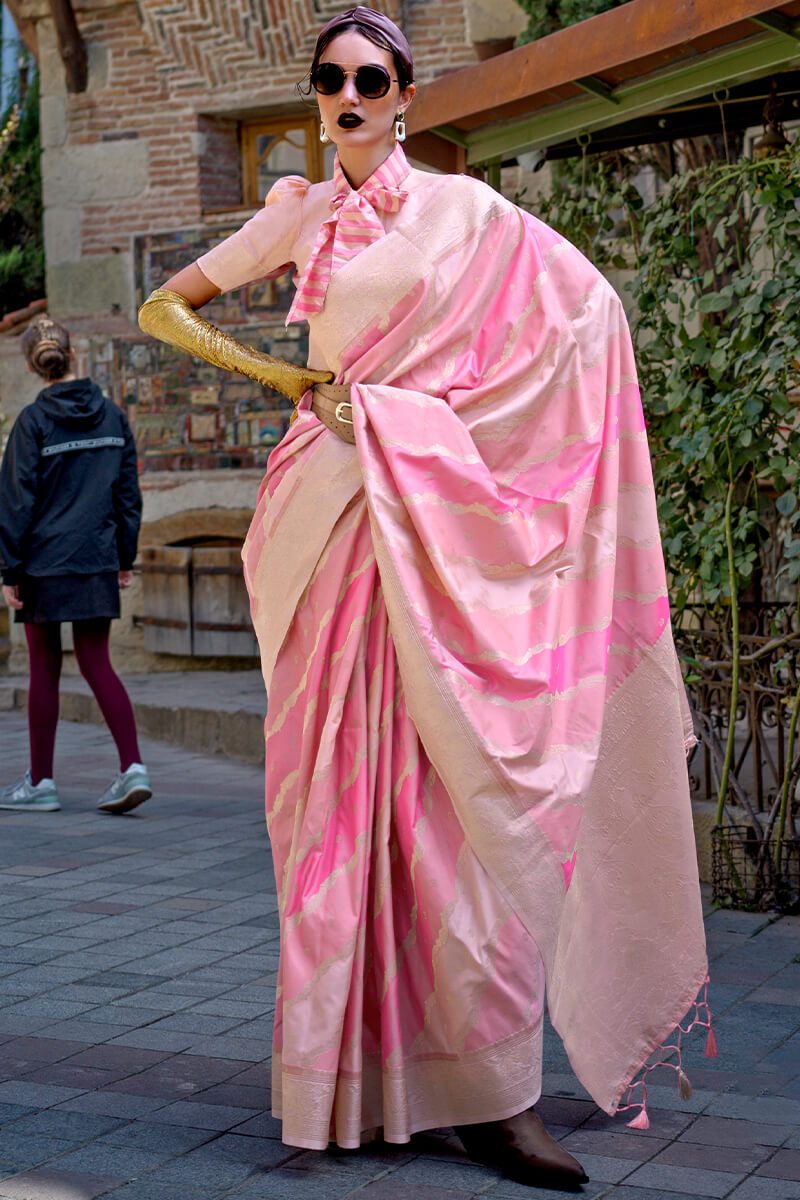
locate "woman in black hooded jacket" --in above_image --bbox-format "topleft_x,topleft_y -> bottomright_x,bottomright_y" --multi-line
0,316 -> 151,815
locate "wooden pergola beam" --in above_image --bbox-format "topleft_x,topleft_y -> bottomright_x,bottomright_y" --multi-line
464,26 -> 800,164
47,0 -> 87,93
407,0 -> 797,135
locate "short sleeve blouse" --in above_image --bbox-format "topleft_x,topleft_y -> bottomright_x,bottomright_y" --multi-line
196,175 -> 310,293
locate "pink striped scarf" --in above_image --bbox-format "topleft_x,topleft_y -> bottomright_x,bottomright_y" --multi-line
286,143 -> 410,323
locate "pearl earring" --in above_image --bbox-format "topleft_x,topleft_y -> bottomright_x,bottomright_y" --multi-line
394,112 -> 406,142
320,122 -> 330,144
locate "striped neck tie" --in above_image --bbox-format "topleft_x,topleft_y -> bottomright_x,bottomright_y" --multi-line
287,143 -> 411,323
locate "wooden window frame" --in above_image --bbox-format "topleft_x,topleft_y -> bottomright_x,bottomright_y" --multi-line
241,114 -> 325,206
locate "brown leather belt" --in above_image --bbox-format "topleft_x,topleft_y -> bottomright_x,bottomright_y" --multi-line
311,382 -> 355,445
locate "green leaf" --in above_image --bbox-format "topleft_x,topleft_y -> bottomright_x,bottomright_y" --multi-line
777,492 -> 798,517
697,292 -> 731,313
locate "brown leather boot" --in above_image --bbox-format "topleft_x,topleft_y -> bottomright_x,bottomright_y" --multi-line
455,1108 -> 588,1191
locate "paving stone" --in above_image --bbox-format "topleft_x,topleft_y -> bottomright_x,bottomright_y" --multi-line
144,1014 -> 241,1036
727,1179 -> 800,1199
0,1166 -> 125,1199
141,1153 -> 261,1191
95,1185 -> 219,1200
55,1092 -> 169,1118
2,1039 -> 91,1065
375,1155 -> 499,1191
560,1153 -> 635,1183
0,1104 -> 36,1124
146,1101 -> 261,1130
476,1176 -> 609,1198
758,1150 -> 800,1180
232,1165 -> 377,1198
0,1082 -> 87,1109
83,971 -> 170,990
229,1112 -> 284,1140
706,1095 -> 800,1125
44,1143 -> 167,1178
0,1134 -> 77,1169
183,1036 -> 267,1061
19,1064 -> 124,1091
606,1190 -> 719,1200
31,1019 -> 133,1043
559,1130 -> 668,1161
281,1147 -> 403,1182
6,1110 -> 125,1140
352,1182 -> 477,1200
97,1121 -> 218,1155
623,1161 -> 746,1196
650,1139 -> 771,1172
584,1107 -> 696,1139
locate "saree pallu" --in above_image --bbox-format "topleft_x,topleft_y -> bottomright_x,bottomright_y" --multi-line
244,170 -> 707,1148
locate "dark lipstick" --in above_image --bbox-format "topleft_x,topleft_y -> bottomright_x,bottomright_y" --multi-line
338,114 -> 364,128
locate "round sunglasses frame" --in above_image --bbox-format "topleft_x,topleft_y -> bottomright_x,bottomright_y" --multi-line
311,62 -> 397,100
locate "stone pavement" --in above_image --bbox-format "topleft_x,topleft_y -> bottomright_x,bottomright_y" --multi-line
1,711 -> 799,1200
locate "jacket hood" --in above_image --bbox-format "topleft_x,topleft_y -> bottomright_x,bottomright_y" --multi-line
37,378 -> 107,430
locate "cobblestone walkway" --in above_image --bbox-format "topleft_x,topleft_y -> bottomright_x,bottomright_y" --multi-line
1,712 -> 799,1200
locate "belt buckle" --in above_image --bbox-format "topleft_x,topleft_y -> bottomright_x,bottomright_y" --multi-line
335,401 -> 353,425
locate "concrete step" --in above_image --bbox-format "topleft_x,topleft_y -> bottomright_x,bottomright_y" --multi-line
0,671 -> 267,765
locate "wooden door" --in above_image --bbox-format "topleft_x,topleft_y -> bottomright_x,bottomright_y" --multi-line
192,547 -> 258,658
138,546 -> 192,655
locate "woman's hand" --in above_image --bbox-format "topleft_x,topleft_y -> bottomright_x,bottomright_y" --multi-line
118,570 -> 134,588
2,584 -> 22,610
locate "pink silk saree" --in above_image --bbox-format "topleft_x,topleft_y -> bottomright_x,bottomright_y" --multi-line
202,153 -> 708,1150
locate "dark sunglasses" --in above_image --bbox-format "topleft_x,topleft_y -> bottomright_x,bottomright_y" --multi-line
310,62 -> 397,100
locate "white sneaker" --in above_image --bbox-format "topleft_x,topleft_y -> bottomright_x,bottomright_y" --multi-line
0,770 -> 61,812
96,763 -> 152,814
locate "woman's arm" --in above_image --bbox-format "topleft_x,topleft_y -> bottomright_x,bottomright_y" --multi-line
161,262 -> 221,309
139,176 -> 333,402
0,411 -> 41,594
113,411 -> 143,573
138,266 -> 332,404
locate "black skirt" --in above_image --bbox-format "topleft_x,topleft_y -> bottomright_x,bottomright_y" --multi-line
16,572 -> 121,624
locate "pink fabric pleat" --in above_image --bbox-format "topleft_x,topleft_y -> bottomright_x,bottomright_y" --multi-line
259,463 -> 547,1149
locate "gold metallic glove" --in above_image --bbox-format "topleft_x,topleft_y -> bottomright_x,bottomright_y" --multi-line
137,288 -> 333,405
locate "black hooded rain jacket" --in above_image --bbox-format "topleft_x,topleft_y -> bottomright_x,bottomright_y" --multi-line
0,378 -> 141,586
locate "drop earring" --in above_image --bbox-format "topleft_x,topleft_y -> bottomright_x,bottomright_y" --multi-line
320,122 -> 330,144
394,112 -> 406,142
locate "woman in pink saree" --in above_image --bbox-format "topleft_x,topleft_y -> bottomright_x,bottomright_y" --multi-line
139,6 -> 708,1189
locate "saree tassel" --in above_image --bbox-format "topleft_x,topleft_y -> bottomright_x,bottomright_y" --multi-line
678,1069 -> 693,1101
627,1106 -> 650,1130
704,1027 -> 719,1058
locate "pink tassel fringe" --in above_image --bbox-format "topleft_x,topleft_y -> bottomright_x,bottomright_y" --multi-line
617,976 -> 717,1131
627,1107 -> 650,1130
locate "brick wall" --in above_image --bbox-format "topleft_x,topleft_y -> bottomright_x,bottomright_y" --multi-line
198,116 -> 243,213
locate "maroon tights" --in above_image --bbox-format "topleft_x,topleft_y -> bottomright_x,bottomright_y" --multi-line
25,619 -> 141,784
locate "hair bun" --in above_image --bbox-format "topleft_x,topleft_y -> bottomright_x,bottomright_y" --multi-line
21,317 -> 72,383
